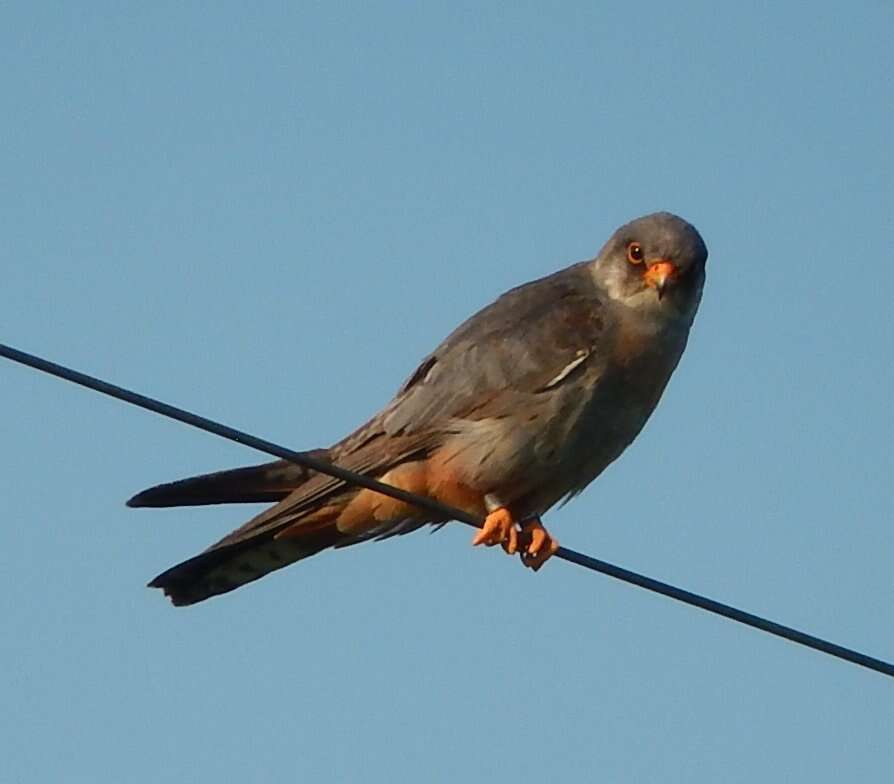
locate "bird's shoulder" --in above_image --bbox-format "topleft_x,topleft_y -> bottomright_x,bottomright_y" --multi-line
373,262 -> 610,436
432,261 -> 605,357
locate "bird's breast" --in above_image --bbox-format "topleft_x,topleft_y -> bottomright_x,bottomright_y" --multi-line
597,315 -> 690,432
546,317 -> 691,501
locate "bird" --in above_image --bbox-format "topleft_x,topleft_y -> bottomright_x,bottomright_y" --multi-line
129,211 -> 708,605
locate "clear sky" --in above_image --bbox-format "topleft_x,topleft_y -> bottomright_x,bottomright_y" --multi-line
2,2 -> 893,782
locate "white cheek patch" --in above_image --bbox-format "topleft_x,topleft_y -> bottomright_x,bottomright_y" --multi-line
595,267 -> 631,303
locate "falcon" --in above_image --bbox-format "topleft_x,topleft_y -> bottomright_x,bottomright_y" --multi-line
130,211 -> 708,605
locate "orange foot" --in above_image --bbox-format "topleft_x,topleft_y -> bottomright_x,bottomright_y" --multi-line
471,507 -> 518,554
518,518 -> 559,571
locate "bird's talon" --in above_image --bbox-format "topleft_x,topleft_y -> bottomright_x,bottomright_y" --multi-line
501,525 -> 519,555
472,507 -> 516,549
519,519 -> 558,570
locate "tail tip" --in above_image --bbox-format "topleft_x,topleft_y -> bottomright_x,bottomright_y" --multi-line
126,482 -> 189,508
147,575 -> 200,606
127,488 -> 165,507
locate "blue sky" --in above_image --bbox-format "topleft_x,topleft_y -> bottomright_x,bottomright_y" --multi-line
2,2 -> 893,781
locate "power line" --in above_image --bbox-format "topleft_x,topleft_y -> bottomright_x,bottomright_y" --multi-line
1,341 -> 892,679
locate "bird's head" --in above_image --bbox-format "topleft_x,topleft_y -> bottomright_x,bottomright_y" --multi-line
591,212 -> 708,321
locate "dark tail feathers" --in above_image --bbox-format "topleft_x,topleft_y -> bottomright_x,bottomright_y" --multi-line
147,519 -> 348,606
127,449 -> 331,508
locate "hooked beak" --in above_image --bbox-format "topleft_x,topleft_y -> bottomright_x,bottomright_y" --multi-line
643,260 -> 678,300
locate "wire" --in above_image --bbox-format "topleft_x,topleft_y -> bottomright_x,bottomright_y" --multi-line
2,341 -> 892,679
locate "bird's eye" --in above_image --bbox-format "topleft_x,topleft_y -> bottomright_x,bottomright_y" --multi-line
626,242 -> 644,264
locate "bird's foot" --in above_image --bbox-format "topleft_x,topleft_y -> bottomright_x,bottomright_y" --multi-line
471,507 -> 518,554
471,509 -> 558,569
518,518 -> 559,571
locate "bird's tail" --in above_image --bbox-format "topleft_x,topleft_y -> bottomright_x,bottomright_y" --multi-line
130,448 -> 369,606
146,513 -> 350,606
126,450 -> 331,508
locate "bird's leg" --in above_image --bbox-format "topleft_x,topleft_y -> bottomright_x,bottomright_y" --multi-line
471,507 -> 519,555
471,507 -> 559,569
518,517 -> 559,571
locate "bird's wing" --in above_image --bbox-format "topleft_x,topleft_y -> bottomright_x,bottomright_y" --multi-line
206,262 -> 610,549
380,260 -> 608,433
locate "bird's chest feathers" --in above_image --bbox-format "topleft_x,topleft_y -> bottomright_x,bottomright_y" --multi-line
606,310 -> 689,416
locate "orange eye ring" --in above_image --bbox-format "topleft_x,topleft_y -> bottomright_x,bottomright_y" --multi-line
626,242 -> 644,264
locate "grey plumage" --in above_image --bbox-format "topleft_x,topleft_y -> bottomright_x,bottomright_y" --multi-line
131,211 -> 708,605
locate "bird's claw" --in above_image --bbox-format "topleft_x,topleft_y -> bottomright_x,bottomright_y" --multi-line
472,507 -> 518,554
472,510 -> 558,569
518,518 -> 559,571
